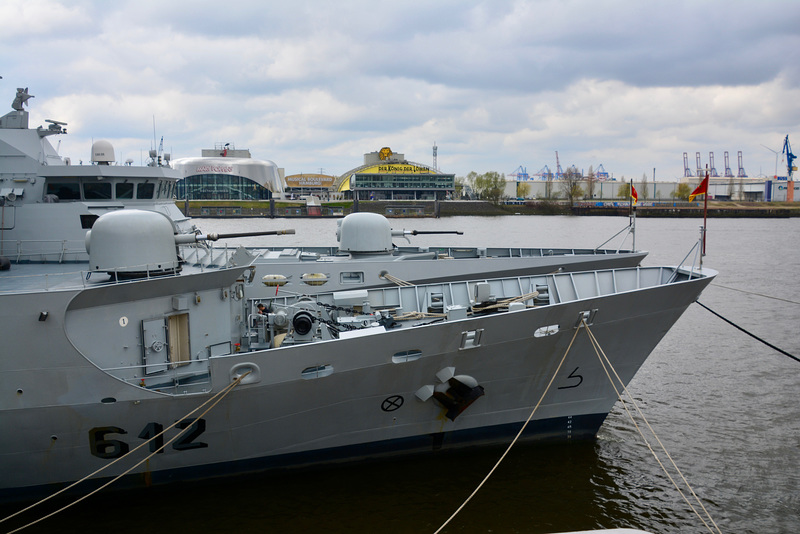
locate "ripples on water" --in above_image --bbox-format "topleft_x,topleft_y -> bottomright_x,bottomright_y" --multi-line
5,215 -> 798,533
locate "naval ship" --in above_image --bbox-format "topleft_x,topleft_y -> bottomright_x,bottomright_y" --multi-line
0,87 -> 715,502
0,86 -> 647,294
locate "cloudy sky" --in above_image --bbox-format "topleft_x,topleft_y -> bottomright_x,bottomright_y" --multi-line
2,0 -> 799,181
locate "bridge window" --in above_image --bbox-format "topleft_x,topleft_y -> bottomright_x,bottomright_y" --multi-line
84,182 -> 112,200
137,183 -> 155,199
46,181 -> 80,200
116,182 -> 134,199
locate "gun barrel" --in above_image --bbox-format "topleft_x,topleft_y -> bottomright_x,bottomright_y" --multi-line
213,229 -> 296,240
409,230 -> 463,236
175,229 -> 295,244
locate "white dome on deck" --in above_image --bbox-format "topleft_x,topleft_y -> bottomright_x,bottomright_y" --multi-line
337,212 -> 393,253
86,209 -> 179,276
91,140 -> 115,164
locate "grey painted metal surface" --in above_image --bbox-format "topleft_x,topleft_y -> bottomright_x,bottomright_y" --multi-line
0,87 -> 712,501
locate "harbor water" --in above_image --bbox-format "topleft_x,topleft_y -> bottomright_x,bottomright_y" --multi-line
4,215 -> 798,533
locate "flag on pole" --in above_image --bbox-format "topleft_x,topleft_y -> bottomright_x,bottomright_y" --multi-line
689,175 -> 709,202
631,184 -> 638,205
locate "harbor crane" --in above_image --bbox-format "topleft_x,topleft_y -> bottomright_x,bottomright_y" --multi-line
683,152 -> 693,177
708,152 -> 719,177
535,165 -> 553,180
782,135 -> 796,180
723,151 -> 734,178
737,151 -> 747,178
555,151 -> 564,179
509,165 -> 530,181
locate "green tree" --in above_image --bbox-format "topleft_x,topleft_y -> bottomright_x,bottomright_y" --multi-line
464,171 -> 479,199
673,183 -> 691,201
466,171 -> 506,203
481,171 -> 506,204
617,182 -> 631,199
517,181 -> 531,199
585,165 -> 596,199
454,176 -> 465,198
560,168 -> 584,206
640,173 -> 649,200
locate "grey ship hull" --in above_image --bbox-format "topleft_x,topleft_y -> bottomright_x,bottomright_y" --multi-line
0,265 -> 713,501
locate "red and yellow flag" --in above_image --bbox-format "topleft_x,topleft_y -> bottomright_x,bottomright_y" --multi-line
689,176 -> 709,202
631,184 -> 638,205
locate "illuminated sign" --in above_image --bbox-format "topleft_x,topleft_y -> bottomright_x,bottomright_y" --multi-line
285,174 -> 336,188
195,165 -> 234,174
361,164 -> 432,174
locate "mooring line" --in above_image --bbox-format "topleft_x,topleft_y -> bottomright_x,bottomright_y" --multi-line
696,301 -> 799,363
582,322 -> 722,534
3,372 -> 250,534
380,272 -> 414,286
432,322 -> 585,534
710,283 -> 800,306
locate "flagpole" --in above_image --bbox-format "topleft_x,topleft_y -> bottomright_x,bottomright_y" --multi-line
702,170 -> 708,259
630,179 -> 636,252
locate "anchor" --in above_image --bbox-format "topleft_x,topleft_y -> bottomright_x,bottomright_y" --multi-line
416,367 -> 485,421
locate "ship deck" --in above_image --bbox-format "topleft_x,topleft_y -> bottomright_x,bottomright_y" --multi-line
0,260 -> 222,294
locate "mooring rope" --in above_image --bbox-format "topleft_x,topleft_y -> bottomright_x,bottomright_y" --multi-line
696,301 -> 799,363
2,371 -> 251,534
582,322 -> 722,534
710,283 -> 800,306
380,272 -> 414,286
471,291 -> 539,312
432,322 -> 585,534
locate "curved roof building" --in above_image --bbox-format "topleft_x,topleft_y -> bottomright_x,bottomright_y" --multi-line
335,147 -> 454,200
172,145 -> 285,200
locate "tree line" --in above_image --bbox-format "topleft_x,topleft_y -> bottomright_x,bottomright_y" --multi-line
458,167 -> 697,204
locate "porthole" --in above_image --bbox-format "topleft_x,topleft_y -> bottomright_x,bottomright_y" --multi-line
534,325 -> 559,337
301,365 -> 334,380
392,349 -> 422,363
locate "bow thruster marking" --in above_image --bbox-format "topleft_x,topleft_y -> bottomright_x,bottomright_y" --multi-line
381,395 -> 404,412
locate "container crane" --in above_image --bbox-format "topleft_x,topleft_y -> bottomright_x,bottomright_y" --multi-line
683,152 -> 693,177
782,135 -> 796,180
723,151 -> 734,178
555,151 -> 563,179
708,152 -> 719,177
509,165 -> 530,181
737,151 -> 747,178
535,165 -> 553,180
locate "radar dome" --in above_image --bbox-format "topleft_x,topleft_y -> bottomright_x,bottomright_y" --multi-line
337,212 -> 392,254
91,140 -> 115,164
85,210 -> 180,276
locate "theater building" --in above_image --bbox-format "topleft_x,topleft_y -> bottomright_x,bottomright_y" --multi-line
172,144 -> 285,200
283,173 -> 338,200
336,147 -> 455,200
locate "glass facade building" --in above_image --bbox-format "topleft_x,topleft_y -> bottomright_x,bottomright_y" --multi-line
351,172 -> 455,200
176,173 -> 273,200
